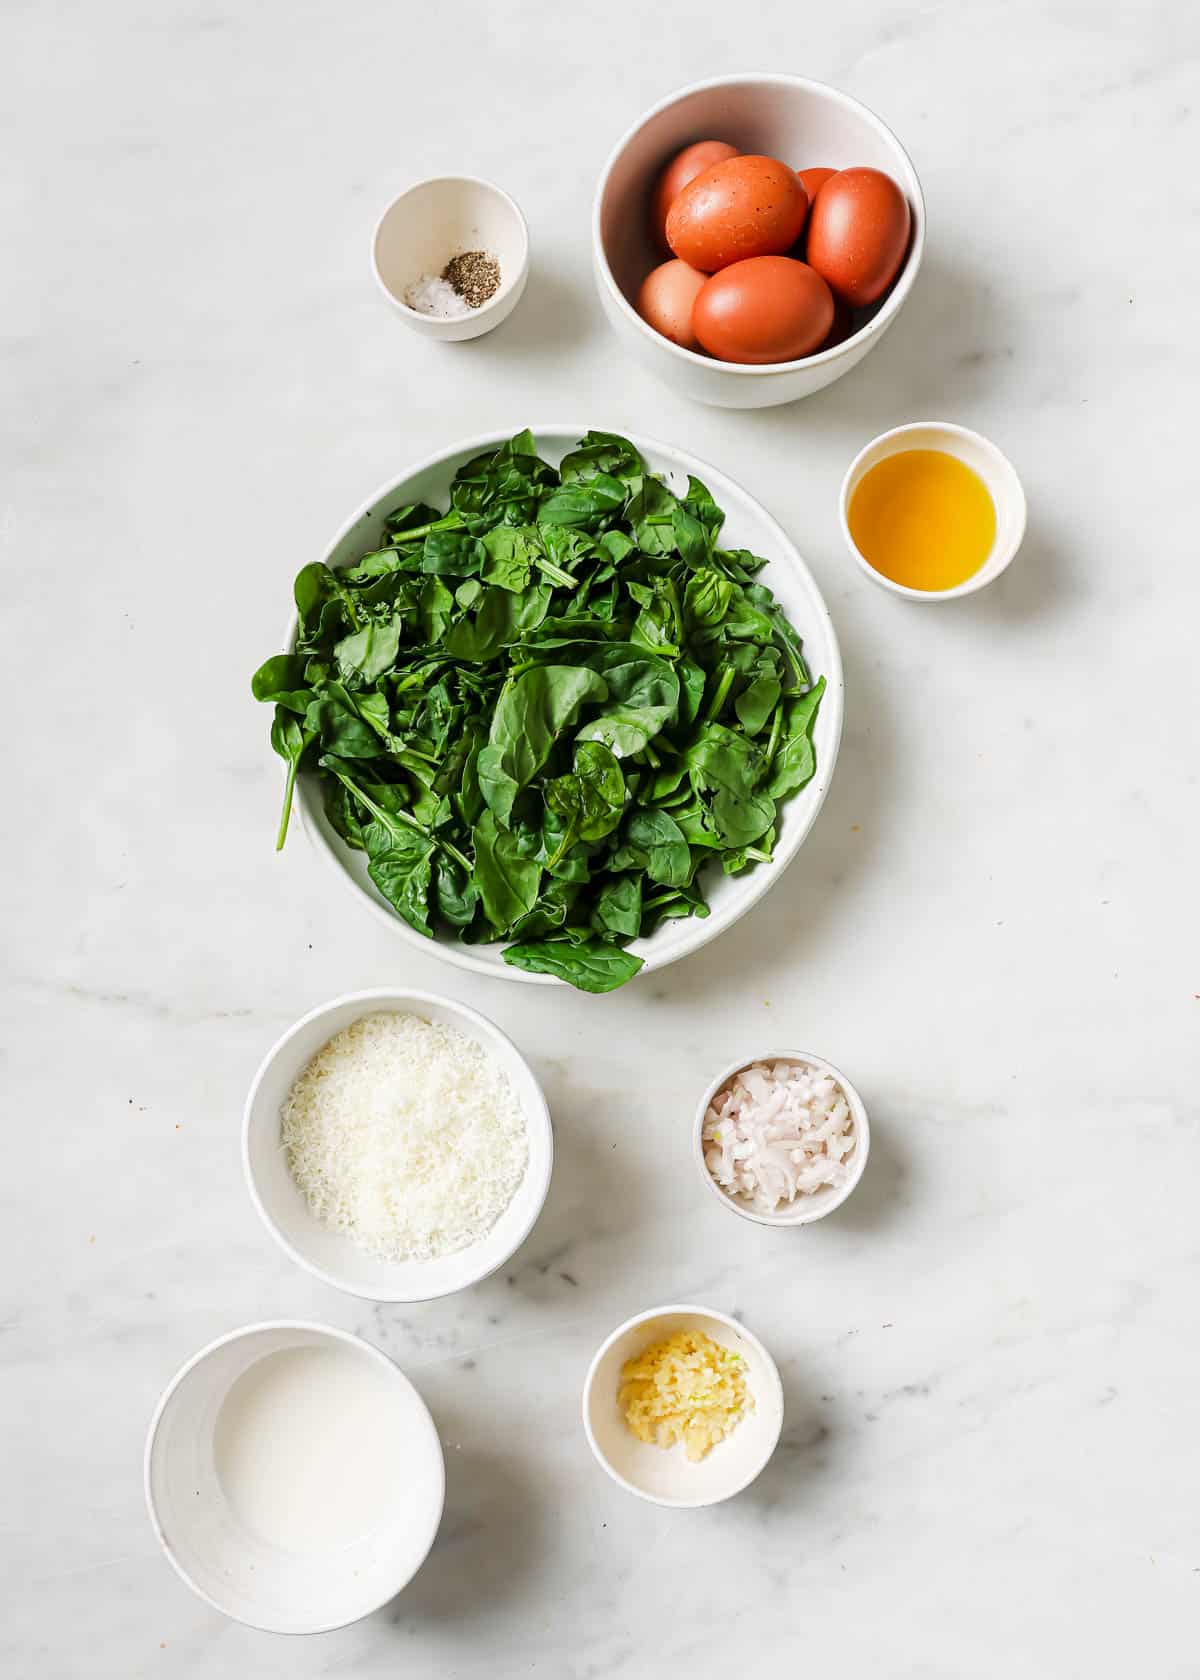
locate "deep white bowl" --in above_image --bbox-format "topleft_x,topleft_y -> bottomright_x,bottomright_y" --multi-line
287,425 -> 843,985
840,421 -> 1028,600
145,1321 -> 445,1633
372,175 -> 529,342
592,73 -> 925,408
694,1050 -> 870,1226
243,989 -> 553,1301
582,1304 -> 784,1506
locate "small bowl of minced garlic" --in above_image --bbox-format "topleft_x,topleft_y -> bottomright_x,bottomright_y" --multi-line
582,1305 -> 783,1506
372,176 -> 530,341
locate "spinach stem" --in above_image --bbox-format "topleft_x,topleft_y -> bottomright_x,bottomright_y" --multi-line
384,511 -> 466,545
329,763 -> 471,872
704,666 -> 735,721
533,556 -> 577,589
764,700 -> 784,766
276,759 -> 298,851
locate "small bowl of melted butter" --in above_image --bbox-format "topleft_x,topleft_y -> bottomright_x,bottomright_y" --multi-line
840,421 -> 1026,600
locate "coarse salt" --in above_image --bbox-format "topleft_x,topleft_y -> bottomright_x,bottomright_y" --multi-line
403,273 -> 474,319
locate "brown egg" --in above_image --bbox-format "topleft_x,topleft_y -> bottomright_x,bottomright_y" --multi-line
665,156 -> 808,273
636,259 -> 708,349
805,168 -> 911,306
796,167 -> 837,227
650,140 -> 739,250
692,257 -> 834,364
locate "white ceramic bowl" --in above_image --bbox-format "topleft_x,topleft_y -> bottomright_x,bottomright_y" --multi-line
372,176 -> 529,341
243,988 -> 553,1301
694,1050 -> 870,1226
593,73 -> 925,408
582,1305 -> 784,1506
144,1321 -> 445,1633
287,425 -> 843,985
840,421 -> 1027,600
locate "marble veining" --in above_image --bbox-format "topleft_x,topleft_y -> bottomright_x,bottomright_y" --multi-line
4,2 -> 1199,1676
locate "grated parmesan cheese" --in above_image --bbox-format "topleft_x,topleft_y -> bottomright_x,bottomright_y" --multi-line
281,1012 -> 528,1262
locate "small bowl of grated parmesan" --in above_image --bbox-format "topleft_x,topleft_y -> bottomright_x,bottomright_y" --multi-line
694,1051 -> 870,1226
243,989 -> 552,1301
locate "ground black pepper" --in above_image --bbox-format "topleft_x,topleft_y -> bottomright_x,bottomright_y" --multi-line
442,250 -> 501,309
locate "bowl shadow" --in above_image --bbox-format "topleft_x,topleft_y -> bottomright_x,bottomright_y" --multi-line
473,1064 -> 656,1312
721,250 -> 1014,449
476,261 -> 603,367
384,1436 -> 546,1628
830,1112 -> 908,1235
742,1361 -> 837,1515
951,515 -> 1066,624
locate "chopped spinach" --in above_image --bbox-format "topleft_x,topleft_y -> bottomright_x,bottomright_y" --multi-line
252,430 -> 825,992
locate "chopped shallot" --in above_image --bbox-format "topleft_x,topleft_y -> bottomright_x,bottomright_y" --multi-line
702,1059 -> 856,1214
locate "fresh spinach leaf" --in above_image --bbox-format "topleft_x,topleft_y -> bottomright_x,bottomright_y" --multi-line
334,618 -> 402,685
472,808 -> 543,932
502,940 -> 644,992
615,808 -> 692,887
252,654 -> 312,714
764,676 -> 825,798
363,821 -> 434,936
479,665 -> 608,825
590,873 -> 642,939
685,723 -> 775,847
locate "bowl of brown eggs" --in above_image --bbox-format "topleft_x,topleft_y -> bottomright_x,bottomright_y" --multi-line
592,73 -> 926,409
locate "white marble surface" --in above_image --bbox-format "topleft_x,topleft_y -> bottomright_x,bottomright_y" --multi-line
4,2 -> 1198,1674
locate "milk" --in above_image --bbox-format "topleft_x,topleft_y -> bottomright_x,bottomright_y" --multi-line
213,1344 -> 405,1552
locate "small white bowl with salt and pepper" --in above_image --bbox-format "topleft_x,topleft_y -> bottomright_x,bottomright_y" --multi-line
694,1051 -> 870,1227
372,176 -> 530,341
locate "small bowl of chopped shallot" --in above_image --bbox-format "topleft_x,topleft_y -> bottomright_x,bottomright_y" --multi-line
694,1051 -> 869,1226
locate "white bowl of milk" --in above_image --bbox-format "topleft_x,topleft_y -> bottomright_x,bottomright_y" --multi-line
144,1321 -> 445,1632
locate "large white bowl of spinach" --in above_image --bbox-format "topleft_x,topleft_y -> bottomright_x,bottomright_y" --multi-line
252,428 -> 842,992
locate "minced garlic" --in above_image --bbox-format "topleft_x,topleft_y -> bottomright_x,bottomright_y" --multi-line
618,1328 -> 751,1462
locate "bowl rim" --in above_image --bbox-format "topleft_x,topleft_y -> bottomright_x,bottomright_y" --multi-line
284,422 -> 844,984
143,1318 -> 446,1634
591,71 -> 927,377
692,1048 -> 871,1226
241,987 -> 554,1301
370,173 -> 530,321
838,420 -> 1028,601
581,1302 -> 785,1507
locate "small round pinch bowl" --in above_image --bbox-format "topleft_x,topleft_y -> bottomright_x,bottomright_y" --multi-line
144,1321 -> 445,1633
372,175 -> 530,341
593,73 -> 925,408
694,1050 -> 870,1227
583,1305 -> 784,1507
840,421 -> 1028,601
243,988 -> 553,1302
